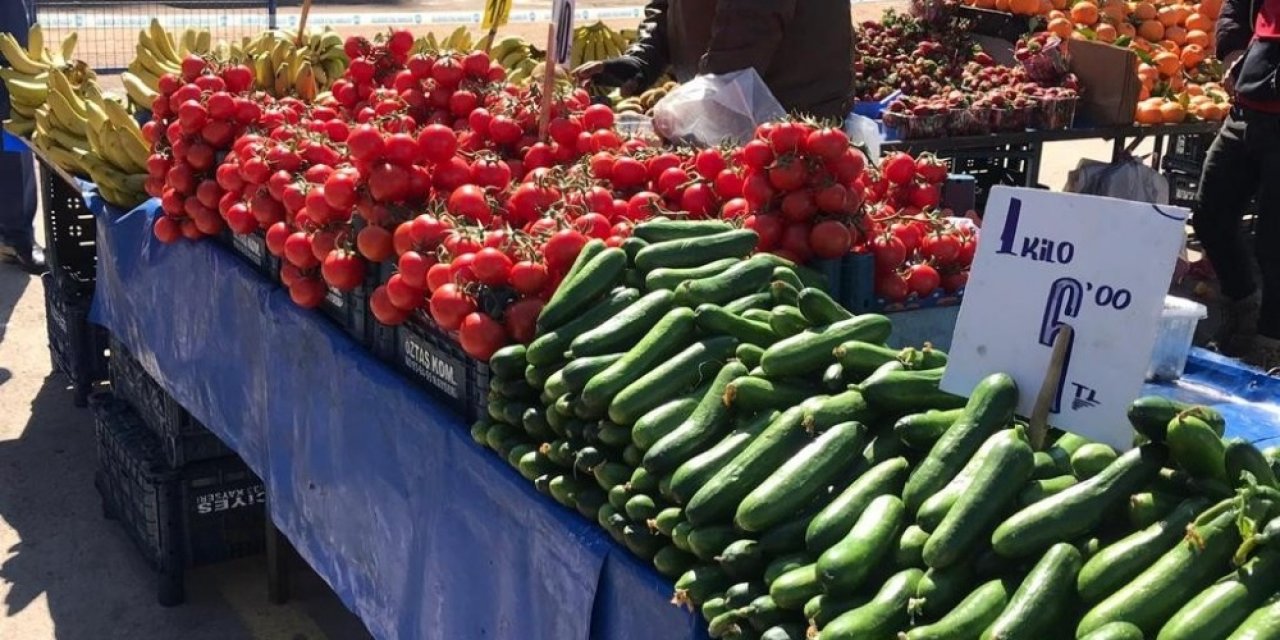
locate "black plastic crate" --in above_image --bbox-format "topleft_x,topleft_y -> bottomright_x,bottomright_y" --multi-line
180,456 -> 267,567
954,6 -> 1039,42
107,336 -> 232,467
39,160 -> 97,290
93,393 -> 266,607
321,284 -> 371,346
1168,171 -> 1200,209
91,393 -> 184,606
217,228 -> 280,280
944,146 -> 1037,213
395,315 -> 474,417
42,271 -> 109,406
1161,132 -> 1214,176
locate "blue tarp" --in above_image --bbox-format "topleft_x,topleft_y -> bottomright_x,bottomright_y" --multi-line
86,193 -> 706,640
85,192 -> 1279,640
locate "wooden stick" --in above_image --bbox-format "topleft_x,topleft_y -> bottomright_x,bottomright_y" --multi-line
537,24 -> 556,142
295,0 -> 314,45
1029,324 -> 1073,451
484,27 -> 498,54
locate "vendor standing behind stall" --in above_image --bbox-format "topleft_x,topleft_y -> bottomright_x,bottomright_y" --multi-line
572,0 -> 854,122
1194,0 -> 1280,369
0,0 -> 42,273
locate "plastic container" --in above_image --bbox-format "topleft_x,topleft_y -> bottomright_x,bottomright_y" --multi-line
43,271 -> 109,406
1035,96 -> 1078,130
1147,296 -> 1208,381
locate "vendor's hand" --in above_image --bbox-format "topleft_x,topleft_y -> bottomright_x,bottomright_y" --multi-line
573,56 -> 647,97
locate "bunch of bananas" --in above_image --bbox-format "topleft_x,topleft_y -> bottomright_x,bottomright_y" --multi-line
420,26 -> 482,53
230,28 -> 347,100
0,24 -> 92,138
569,22 -> 635,69
122,19 -> 347,107
80,87 -> 151,208
613,80 -> 680,116
491,35 -> 541,84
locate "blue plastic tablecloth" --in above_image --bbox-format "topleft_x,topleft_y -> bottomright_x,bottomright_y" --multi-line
84,192 -> 1279,640
86,193 -> 706,640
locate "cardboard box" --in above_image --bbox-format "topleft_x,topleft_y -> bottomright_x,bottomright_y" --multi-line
1068,39 -> 1140,126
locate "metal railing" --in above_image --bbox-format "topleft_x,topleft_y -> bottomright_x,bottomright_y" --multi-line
34,1 -> 278,73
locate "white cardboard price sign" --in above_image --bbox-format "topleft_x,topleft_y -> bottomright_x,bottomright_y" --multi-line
551,0 -> 576,66
941,186 -> 1187,449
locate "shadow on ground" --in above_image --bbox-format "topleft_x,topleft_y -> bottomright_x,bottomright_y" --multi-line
0,375 -> 371,640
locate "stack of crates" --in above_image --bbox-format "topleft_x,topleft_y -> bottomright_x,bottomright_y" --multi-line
1161,132 -> 1212,210
95,338 -> 266,606
39,161 -> 108,406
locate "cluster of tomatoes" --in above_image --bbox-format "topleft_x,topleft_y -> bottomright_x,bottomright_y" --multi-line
144,28 -> 975,360
863,152 -> 976,303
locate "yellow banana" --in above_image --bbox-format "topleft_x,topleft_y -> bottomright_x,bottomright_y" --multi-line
5,117 -> 35,138
311,63 -> 328,91
2,76 -> 48,106
125,63 -> 161,90
8,100 -> 36,119
195,30 -> 212,55
500,46 -> 528,69
59,31 -> 78,62
135,44 -> 178,78
45,145 -> 89,177
270,37 -> 290,71
294,61 -> 317,101
149,18 -> 181,63
0,33 -> 49,75
425,32 -> 440,52
83,97 -> 109,130
285,47 -> 303,85
254,53 -> 273,91
27,24 -> 44,62
48,68 -> 87,117
273,65 -> 290,97
46,92 -> 85,133
121,72 -> 159,108
474,32 -> 494,53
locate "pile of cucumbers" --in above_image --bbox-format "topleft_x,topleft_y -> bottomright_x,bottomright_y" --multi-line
473,219 -> 1280,640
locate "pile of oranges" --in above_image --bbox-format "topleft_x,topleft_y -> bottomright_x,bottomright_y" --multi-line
961,0 -> 1230,124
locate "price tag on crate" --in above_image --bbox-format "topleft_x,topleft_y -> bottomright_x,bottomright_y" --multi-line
551,0 -> 576,66
941,186 -> 1187,449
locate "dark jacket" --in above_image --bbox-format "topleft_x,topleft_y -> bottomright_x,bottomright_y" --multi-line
626,0 -> 853,121
1218,0 -> 1280,108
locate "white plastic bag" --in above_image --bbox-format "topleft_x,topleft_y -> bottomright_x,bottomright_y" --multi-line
652,69 -> 786,146
1064,155 -> 1170,204
844,113 -> 884,160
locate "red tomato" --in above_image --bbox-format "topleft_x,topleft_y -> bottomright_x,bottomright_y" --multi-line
780,190 -> 818,223
289,277 -> 328,309
429,284 -> 476,330
418,124 -> 458,164
357,225 -> 395,263
713,169 -> 744,199
694,149 -> 726,180
447,185 -> 492,224
768,159 -> 807,192
425,262 -> 454,293
780,222 -> 815,263
744,214 -> 783,251
890,222 -> 923,255
809,220 -> 852,259
503,298 -> 544,344
581,104 -> 614,131
906,263 -> 942,298
679,183 -> 718,219
922,232 -> 961,265
574,212 -> 613,239
510,260 -> 550,295
721,197 -> 750,220
876,271 -> 910,302
881,152 -> 917,185
543,229 -> 589,274
741,139 -> 774,170
804,127 -> 849,160
942,270 -> 969,293
153,216 -> 181,243
871,234 -> 907,273
322,250 -> 367,292
459,312 -> 508,360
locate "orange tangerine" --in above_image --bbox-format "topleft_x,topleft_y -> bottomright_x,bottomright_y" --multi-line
1185,12 -> 1213,31
1117,21 -> 1138,37
1136,99 -> 1164,124
1095,22 -> 1119,41
1185,82 -> 1205,96
1160,100 -> 1187,123
996,0 -> 1012,12
1071,1 -> 1101,24
1185,29 -> 1211,47
1133,1 -> 1158,19
1165,25 -> 1187,44
1101,0 -> 1128,21
1138,19 -> 1166,41
1181,43 -> 1205,68
1154,50 -> 1182,75
1158,6 -> 1187,26
1011,0 -> 1041,14
1049,9 -> 1069,18
1200,0 -> 1222,17
1049,16 -> 1076,37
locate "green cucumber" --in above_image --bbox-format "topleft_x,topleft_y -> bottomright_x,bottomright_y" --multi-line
806,457 -> 911,553
1226,597 -> 1280,640
675,255 -> 777,308
769,305 -> 808,336
903,579 -> 1010,640
981,543 -> 1082,640
653,545 -> 697,578
818,568 -> 924,640
632,395 -> 700,451
800,389 -> 876,432
1167,412 -> 1228,482
761,315 -> 893,378
633,219 -> 734,243
1017,475 -> 1078,507
1072,443 -> 1119,479
1128,491 -> 1182,529
1081,622 -> 1146,640
651,505 -> 683,535
596,420 -> 632,449
742,308 -> 773,325
644,362 -> 749,474
770,281 -> 801,307
1127,396 -> 1226,441
696,304 -> 780,347
760,623 -> 807,640
924,429 -> 1035,569
717,540 -> 765,580
725,292 -> 773,315
741,595 -> 789,632
860,365 -> 966,414
489,345 -> 528,380
1032,450 -> 1065,479
769,562 -> 823,610
672,521 -> 694,552
623,521 -> 664,558
822,362 -> 848,391
758,508 -> 817,556
703,597 -> 729,623
817,494 -> 905,596
609,335 -> 738,425
517,449 -> 556,481
526,288 -> 640,365
1077,505 -> 1242,637
582,307 -> 698,410
992,444 -> 1168,559
772,266 -> 805,290
903,373 -> 1018,515
894,408 -> 963,451
1226,438 -> 1280,488
797,288 -> 853,324
724,581 -> 767,609
688,525 -> 739,561
593,461 -> 632,491
895,524 -> 930,570
569,290 -> 675,358
670,411 -> 776,504
470,420 -> 492,446
625,494 -> 659,521
912,562 -> 975,619
737,343 -> 765,369
537,247 -> 626,331
548,474 -> 584,508
634,229 -> 758,272
1158,547 -> 1280,640
674,564 -> 732,609
708,609 -> 745,638
736,422 -> 868,532
833,341 -> 906,378
645,258 -> 740,292
764,552 -> 813,585
808,593 -> 870,629
685,406 -> 810,527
